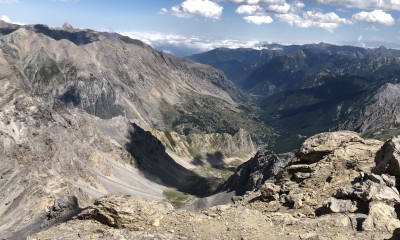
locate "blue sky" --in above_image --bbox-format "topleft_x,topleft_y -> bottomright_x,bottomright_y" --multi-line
1,0 -> 400,56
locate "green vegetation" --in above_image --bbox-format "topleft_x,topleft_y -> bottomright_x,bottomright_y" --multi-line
163,188 -> 194,208
36,61 -> 60,85
164,130 -> 177,148
168,93 -> 274,145
364,123 -> 400,142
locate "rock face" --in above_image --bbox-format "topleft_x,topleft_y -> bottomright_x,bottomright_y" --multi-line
374,136 -> 400,176
342,83 -> 400,136
219,149 -> 291,195
153,128 -> 256,168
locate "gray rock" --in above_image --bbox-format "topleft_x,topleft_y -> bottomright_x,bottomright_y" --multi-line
260,183 -> 281,202
382,174 -> 396,187
363,202 -> 400,232
78,195 -> 173,230
287,193 -> 304,209
299,131 -> 364,164
374,136 -> 400,176
335,179 -> 400,203
219,149 -> 292,195
367,173 -> 385,185
323,197 -> 357,213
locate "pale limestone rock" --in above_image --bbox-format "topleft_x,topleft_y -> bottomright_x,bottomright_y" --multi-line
363,202 -> 400,232
323,197 -> 357,213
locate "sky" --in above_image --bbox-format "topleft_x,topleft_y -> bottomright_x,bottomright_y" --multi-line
1,0 -> 400,56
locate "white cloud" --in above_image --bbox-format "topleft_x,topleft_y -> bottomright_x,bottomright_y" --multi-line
314,0 -> 400,11
159,8 -> 168,14
277,10 -> 350,31
233,0 -> 304,24
0,0 -> 18,3
119,30 -> 263,55
352,10 -> 395,26
1,15 -> 23,25
243,15 -> 273,24
266,3 -> 291,14
1,15 -> 11,22
236,5 -> 263,14
357,35 -> 366,47
169,0 -> 223,20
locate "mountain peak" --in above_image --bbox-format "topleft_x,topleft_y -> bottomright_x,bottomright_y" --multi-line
61,22 -> 74,31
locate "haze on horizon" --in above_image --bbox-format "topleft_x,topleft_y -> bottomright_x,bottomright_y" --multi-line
2,0 -> 400,56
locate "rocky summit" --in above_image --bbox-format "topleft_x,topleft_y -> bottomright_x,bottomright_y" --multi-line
1,21 -> 400,240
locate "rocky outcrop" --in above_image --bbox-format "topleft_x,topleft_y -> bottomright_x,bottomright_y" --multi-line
298,131 -> 367,164
219,149 -> 291,195
78,195 -> 173,230
374,136 -> 400,176
342,83 -> 400,135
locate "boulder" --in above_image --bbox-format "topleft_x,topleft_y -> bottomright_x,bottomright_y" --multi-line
323,197 -> 357,213
335,178 -> 400,204
287,193 -> 304,209
374,136 -> 400,176
260,182 -> 281,202
363,202 -> 400,232
46,195 -> 79,220
299,131 -> 364,163
219,149 -> 291,195
78,195 -> 173,230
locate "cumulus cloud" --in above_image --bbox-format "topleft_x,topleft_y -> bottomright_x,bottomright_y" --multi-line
236,4 -> 263,14
1,15 -> 11,22
159,8 -> 168,14
266,3 -> 291,14
168,0 -> 223,20
233,0 -> 304,24
243,15 -> 273,24
165,0 -> 398,29
314,0 -> 400,11
277,10 -> 350,31
1,15 -> 23,25
119,30 -> 263,56
352,10 -> 395,26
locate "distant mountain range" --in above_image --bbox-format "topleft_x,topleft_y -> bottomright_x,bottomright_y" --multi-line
189,43 -> 400,152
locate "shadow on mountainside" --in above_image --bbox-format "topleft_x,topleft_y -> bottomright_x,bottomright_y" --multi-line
191,151 -> 225,168
125,123 -> 222,197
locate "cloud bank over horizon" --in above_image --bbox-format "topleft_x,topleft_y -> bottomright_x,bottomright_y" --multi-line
162,0 -> 399,32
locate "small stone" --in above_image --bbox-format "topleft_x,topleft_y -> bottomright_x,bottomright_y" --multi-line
323,197 -> 357,213
260,183 -> 281,202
